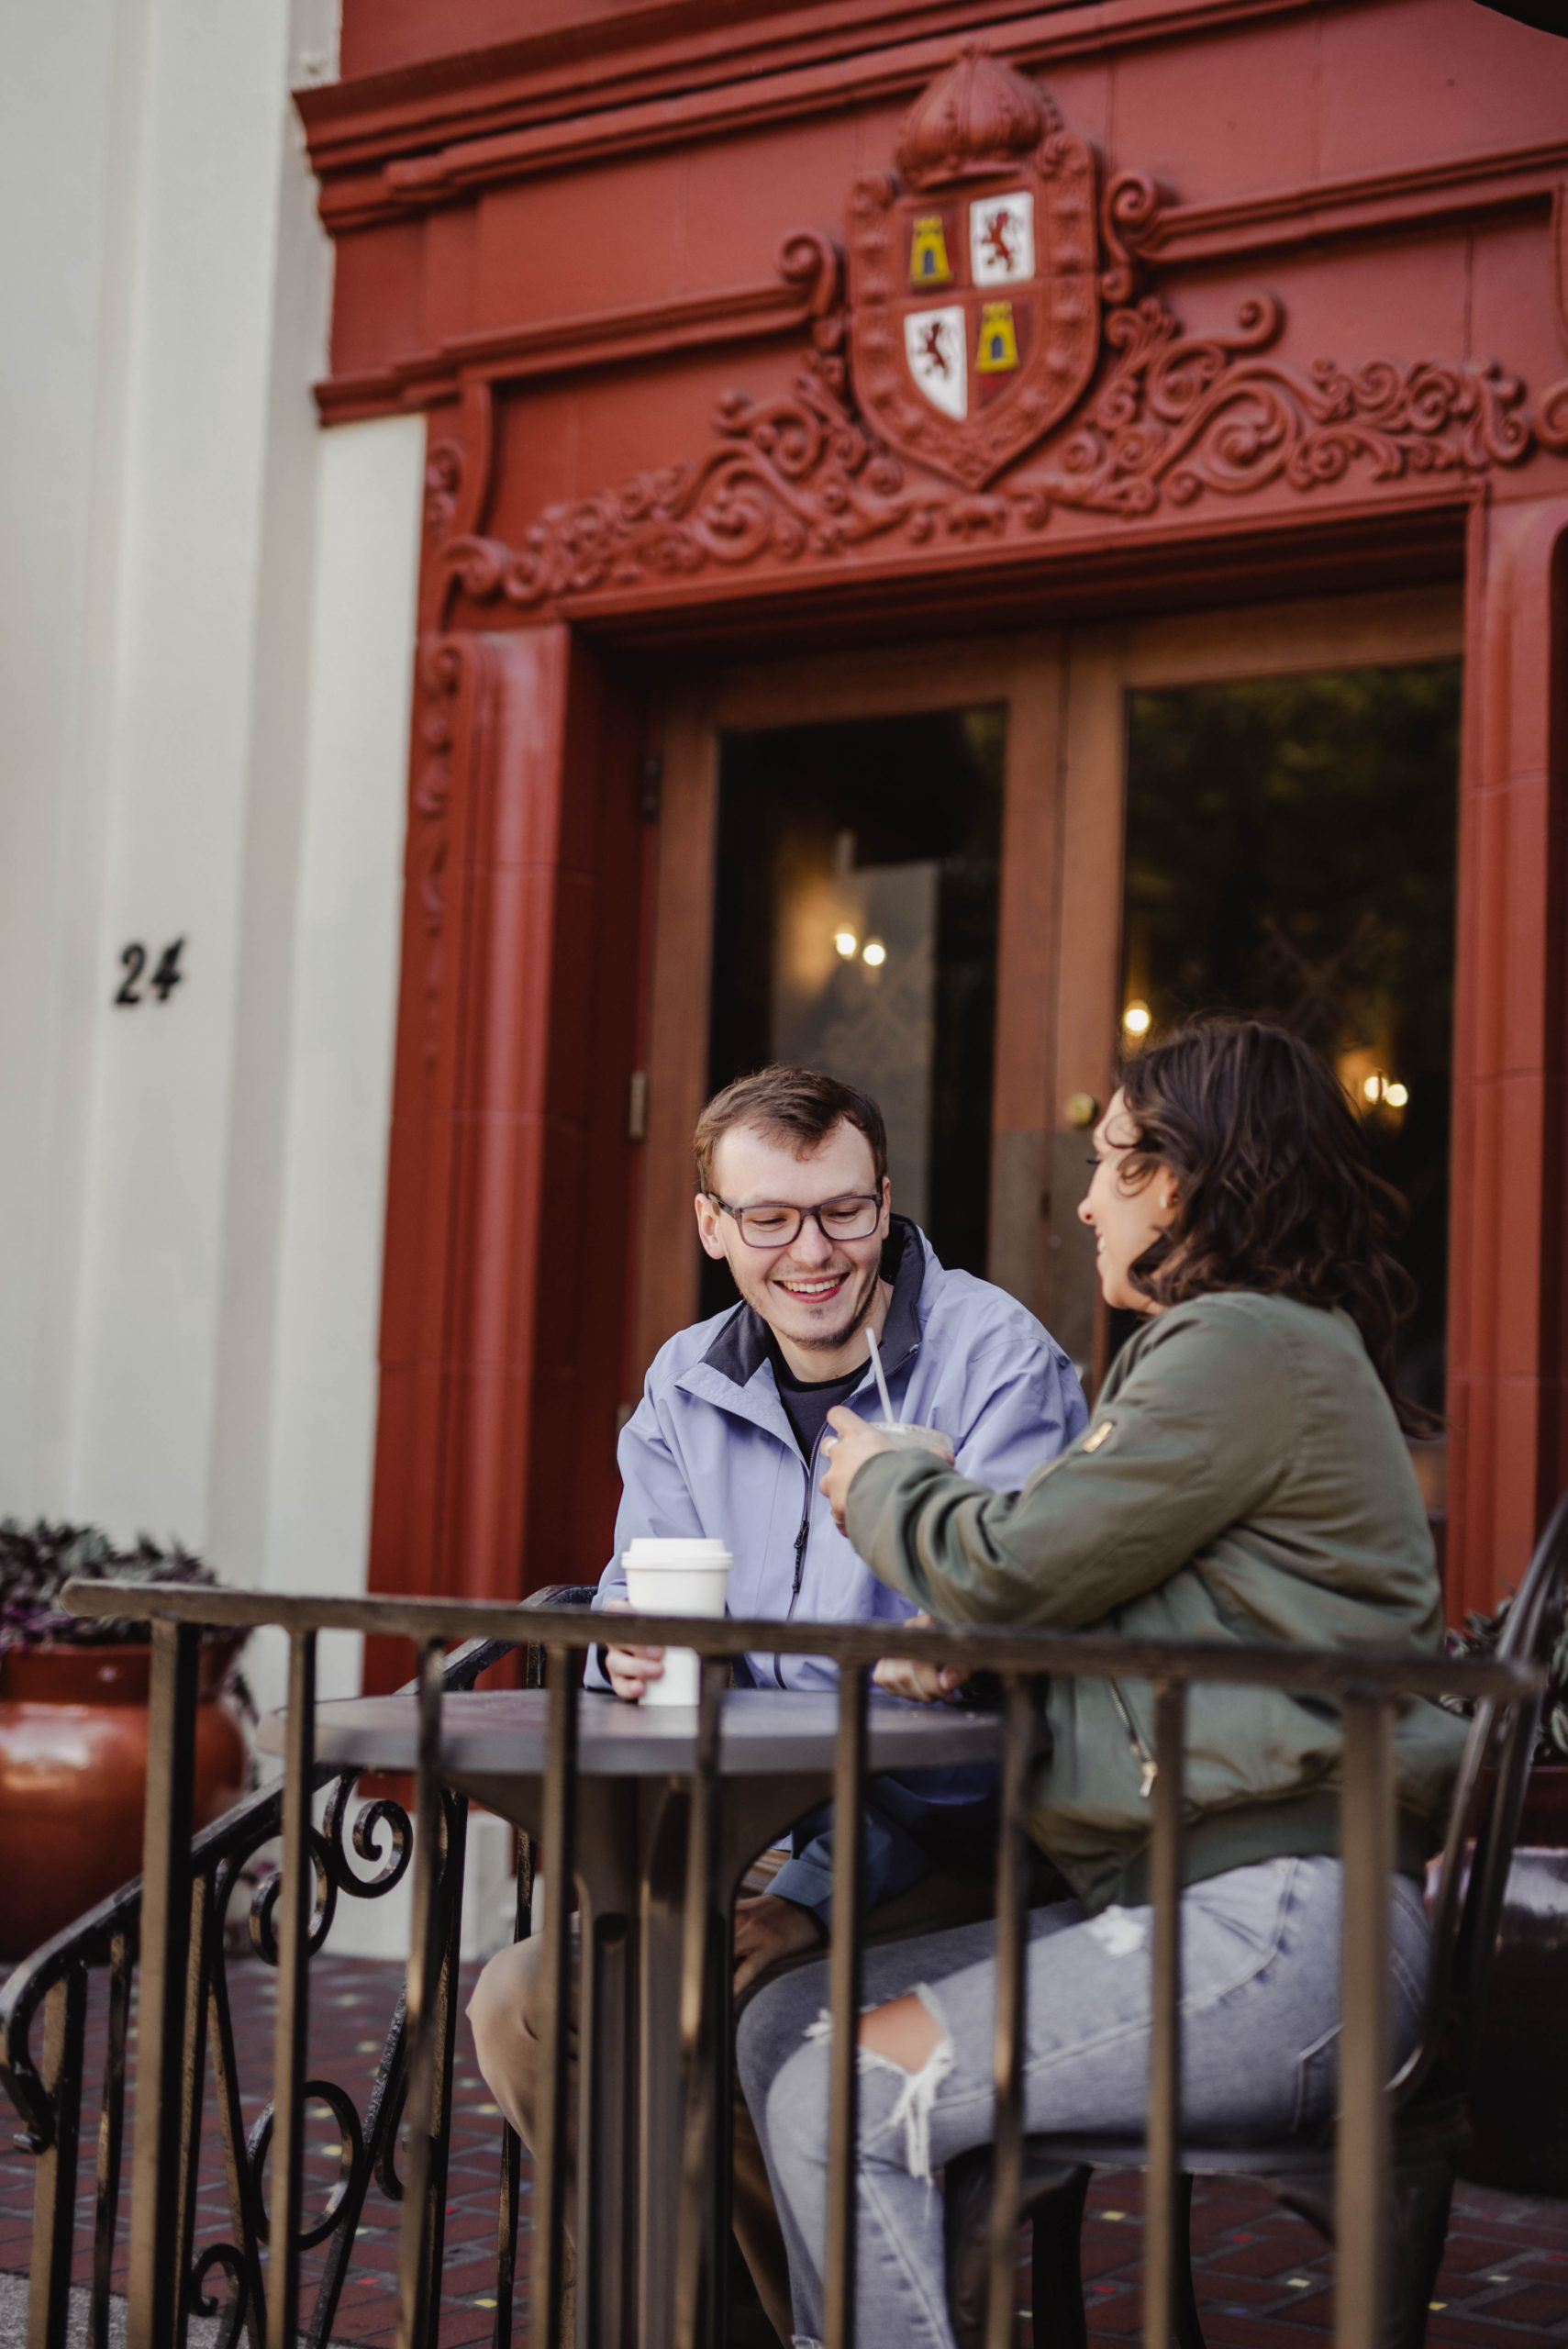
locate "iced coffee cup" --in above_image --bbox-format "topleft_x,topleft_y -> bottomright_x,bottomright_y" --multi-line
870,1423 -> 956,1464
620,1537 -> 731,1706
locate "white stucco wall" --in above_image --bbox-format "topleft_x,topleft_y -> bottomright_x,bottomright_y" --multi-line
0,0 -> 420,1672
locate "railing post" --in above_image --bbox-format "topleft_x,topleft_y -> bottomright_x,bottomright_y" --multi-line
674,1654 -> 728,2349
1143,1680 -> 1187,2349
985,1674 -> 1035,2349
127,1618 -> 201,2349
91,1930 -> 135,2349
824,1661 -> 869,2349
492,1829 -> 533,2349
268,1631 -> 319,2349
27,1965 -> 86,2349
532,1645 -> 582,2349
1336,1692 -> 1395,2349
396,1641 -> 447,2349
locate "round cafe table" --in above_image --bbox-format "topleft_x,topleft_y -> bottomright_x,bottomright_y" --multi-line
262,1685 -> 1025,2349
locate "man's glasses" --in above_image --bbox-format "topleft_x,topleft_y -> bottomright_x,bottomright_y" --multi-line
706,1192 -> 883,1250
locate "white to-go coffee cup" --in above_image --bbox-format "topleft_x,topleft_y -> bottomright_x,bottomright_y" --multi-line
620,1537 -> 732,1706
871,1422 -> 956,1464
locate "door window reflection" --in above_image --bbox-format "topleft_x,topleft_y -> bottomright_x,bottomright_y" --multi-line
706,708 -> 1005,1315
1118,662 -> 1462,1438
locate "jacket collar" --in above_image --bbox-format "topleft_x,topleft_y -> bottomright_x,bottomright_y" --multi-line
698,1216 -> 926,1392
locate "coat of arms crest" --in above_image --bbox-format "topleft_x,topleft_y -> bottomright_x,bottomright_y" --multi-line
847,46 -> 1100,489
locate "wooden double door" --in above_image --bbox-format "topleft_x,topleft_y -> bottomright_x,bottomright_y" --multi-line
635,585 -> 1464,1415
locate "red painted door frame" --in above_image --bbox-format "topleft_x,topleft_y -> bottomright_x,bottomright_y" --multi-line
365,625 -> 647,1688
1448,492 -> 1568,1620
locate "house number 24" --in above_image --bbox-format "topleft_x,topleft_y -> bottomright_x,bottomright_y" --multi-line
113,938 -> 186,1007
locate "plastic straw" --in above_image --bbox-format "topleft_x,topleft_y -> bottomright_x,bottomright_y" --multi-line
865,1323 -> 895,1422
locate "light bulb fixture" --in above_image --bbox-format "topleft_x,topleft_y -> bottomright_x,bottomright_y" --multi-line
834,930 -> 858,959
1121,1000 -> 1151,1038
1363,1074 -> 1383,1103
1385,1081 -> 1409,1108
862,940 -> 887,967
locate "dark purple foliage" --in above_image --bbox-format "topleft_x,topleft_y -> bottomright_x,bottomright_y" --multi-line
0,1519 -> 244,1653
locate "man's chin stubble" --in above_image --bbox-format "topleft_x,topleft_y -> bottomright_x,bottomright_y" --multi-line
792,1270 -> 878,1355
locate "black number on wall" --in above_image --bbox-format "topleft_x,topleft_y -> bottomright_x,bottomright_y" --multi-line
114,944 -> 146,1006
113,937 -> 185,1008
151,938 -> 185,1002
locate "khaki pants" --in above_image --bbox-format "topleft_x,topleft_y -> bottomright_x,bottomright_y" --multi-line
466,1856 -> 998,2347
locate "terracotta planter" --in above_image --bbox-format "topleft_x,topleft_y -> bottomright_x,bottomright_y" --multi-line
1459,1763 -> 1568,2197
0,1642 -> 248,1963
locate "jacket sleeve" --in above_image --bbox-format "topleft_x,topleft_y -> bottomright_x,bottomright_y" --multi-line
767,1795 -> 939,1925
844,1304 -> 1292,1628
584,1387 -> 708,1690
952,1332 -> 1089,1489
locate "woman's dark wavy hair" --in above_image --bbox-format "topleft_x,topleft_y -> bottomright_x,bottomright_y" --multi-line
1116,1017 -> 1427,1429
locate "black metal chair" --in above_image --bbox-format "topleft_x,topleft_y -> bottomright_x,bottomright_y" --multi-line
943,1492 -> 1568,2349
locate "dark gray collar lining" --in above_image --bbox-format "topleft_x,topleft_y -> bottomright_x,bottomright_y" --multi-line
699,1216 -> 925,1391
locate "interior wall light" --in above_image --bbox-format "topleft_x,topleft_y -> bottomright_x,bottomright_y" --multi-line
1385,1081 -> 1409,1108
1362,1074 -> 1383,1103
862,940 -> 887,967
1122,1000 -> 1151,1038
834,930 -> 858,959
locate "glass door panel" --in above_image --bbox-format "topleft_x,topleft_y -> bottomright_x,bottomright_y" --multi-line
1120,662 -> 1462,1416
703,708 -> 1005,1314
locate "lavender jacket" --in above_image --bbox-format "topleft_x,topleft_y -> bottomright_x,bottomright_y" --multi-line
589,1218 -> 1086,1919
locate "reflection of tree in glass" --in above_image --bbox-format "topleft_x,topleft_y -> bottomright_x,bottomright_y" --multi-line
1126,665 -> 1459,1065
1122,661 -> 1462,1411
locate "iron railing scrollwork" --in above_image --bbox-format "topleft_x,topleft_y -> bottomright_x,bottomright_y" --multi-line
0,1631 -> 539,2349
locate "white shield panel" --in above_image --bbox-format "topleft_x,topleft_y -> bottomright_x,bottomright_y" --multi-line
905,306 -> 967,420
970,193 -> 1035,285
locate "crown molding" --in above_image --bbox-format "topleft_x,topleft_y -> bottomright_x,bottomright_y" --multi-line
314,142 -> 1568,423
300,0 -> 1313,231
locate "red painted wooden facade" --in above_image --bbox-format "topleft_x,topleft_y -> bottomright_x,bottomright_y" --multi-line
295,0 -> 1568,1654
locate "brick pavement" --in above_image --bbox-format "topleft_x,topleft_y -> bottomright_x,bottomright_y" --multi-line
3,1950 -> 1567,2348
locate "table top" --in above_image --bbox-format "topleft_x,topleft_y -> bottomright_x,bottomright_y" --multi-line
258,1686 -> 1028,1778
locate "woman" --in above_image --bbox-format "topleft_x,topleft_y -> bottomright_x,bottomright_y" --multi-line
736,1019 -> 1466,2349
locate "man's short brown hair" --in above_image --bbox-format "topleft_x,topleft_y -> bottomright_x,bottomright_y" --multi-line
694,1066 -> 888,1195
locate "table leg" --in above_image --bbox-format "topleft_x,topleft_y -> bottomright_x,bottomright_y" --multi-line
452,1765 -> 838,2349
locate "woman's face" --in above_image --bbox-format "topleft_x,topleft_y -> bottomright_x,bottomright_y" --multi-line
1077,1090 -> 1180,1312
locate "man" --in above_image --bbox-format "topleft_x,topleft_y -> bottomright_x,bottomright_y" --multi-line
469,1065 -> 1084,2339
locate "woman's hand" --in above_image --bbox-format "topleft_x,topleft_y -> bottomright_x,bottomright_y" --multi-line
602,1597 -> 664,1701
873,1611 -> 971,1705
732,1892 -> 822,1993
818,1407 -> 896,1530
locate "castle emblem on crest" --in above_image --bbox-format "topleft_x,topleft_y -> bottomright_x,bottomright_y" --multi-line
847,46 -> 1100,488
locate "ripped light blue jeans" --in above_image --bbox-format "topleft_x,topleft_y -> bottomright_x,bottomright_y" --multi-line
736,1856 -> 1430,2349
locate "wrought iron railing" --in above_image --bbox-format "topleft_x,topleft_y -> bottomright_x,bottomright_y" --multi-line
2,1583 -> 1540,2349
0,1628 -> 539,2349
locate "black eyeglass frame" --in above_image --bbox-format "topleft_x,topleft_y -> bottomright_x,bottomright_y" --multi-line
703,1191 -> 884,1251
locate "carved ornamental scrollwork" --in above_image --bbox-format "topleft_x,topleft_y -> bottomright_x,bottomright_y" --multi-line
430,49 -> 1568,622
412,638 -> 462,1066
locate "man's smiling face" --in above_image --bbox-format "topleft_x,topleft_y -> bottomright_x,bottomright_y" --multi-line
695,1118 -> 891,1359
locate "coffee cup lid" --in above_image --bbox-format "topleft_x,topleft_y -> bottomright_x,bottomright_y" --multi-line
623,1537 -> 731,1566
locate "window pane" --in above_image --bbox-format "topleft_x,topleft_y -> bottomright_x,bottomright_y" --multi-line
706,707 -> 1005,1313
1120,662 -> 1462,1419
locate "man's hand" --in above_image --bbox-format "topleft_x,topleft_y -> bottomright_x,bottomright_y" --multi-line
602,1598 -> 665,1702
873,1610 -> 972,1706
732,1892 -> 823,1994
818,1407 -> 896,1531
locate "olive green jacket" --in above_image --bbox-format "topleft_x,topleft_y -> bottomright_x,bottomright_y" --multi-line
844,1290 -> 1466,1913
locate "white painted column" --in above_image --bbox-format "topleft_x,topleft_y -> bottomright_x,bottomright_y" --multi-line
0,0 -> 422,1681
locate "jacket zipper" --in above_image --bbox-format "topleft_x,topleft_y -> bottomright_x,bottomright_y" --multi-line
774,1434 -> 821,1687
1110,1680 -> 1158,1798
